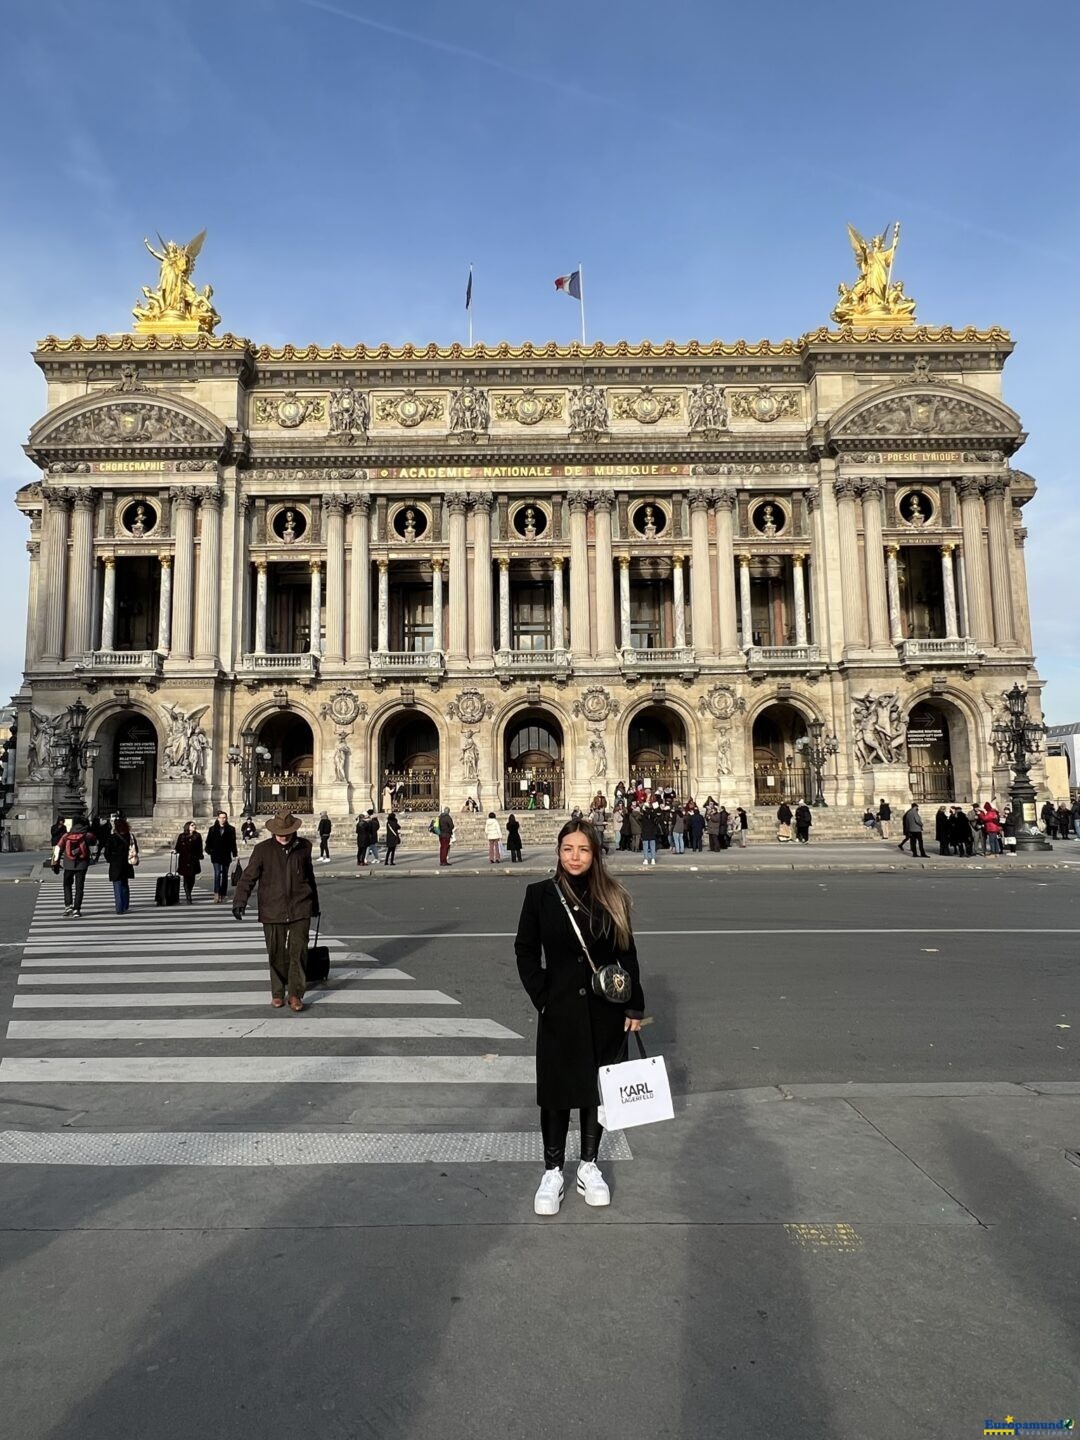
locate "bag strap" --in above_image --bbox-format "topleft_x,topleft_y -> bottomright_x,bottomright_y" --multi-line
312,914 -> 320,946
551,879 -> 599,976
617,1029 -> 648,1062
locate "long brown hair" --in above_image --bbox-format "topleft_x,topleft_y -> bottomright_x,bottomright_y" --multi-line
554,819 -> 633,952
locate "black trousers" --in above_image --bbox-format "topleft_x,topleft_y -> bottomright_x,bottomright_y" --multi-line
62,868 -> 87,911
909,833 -> 927,857
541,1107 -> 602,1170
319,835 -> 330,858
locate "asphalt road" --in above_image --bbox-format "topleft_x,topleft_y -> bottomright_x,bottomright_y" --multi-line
1,868 -> 1077,1440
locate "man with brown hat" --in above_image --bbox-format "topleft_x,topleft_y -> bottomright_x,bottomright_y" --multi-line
233,811 -> 320,1012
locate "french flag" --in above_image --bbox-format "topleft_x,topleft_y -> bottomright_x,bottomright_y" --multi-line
554,269 -> 582,300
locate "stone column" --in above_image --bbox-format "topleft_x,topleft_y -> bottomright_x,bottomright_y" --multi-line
672,554 -> 686,648
170,489 -> 196,661
497,557 -> 510,652
447,497 -> 469,663
689,495 -> 714,657
618,554 -> 631,650
195,490 -> 223,664
568,494 -> 590,659
432,558 -> 445,652
956,478 -> 993,645
859,478 -> 890,648
833,479 -> 865,647
552,557 -> 566,651
472,492 -> 494,662
955,550 -> 969,638
738,554 -> 753,647
983,477 -> 1016,646
593,493 -> 616,660
376,559 -> 389,652
348,497 -> 371,664
157,555 -> 173,653
24,538 -> 42,667
253,561 -> 268,654
885,544 -> 903,643
323,494 -> 347,662
714,492 -> 739,655
941,543 -> 959,639
65,488 -> 96,659
41,493 -> 72,662
308,560 -> 322,655
792,553 -> 808,646
1010,500 -> 1034,653
100,558 -> 116,651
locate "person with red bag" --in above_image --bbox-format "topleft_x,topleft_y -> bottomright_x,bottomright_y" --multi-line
56,815 -> 93,918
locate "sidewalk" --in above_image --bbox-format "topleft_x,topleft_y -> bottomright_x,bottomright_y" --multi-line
6,839 -> 1078,883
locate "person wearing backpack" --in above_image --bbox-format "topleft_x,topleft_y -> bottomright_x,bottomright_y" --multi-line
56,815 -> 93,917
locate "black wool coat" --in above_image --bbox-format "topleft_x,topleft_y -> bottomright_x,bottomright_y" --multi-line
515,876 -> 645,1109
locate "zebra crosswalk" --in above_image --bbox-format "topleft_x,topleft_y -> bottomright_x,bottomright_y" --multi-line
0,876 -> 632,1166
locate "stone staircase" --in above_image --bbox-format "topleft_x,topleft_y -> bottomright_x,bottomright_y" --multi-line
131,806 -> 876,851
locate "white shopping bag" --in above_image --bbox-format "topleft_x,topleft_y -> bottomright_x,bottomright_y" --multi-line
599,1034 -> 674,1130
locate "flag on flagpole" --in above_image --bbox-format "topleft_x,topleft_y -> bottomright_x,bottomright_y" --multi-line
465,268 -> 473,311
554,269 -> 582,300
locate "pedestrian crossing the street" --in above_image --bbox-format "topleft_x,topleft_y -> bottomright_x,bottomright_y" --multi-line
0,875 -> 632,1165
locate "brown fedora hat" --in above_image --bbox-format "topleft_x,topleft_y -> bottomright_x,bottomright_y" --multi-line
266,811 -> 303,836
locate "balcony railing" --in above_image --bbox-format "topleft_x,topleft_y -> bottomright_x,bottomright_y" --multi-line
239,652 -> 319,673
620,645 -> 698,677
495,648 -> 572,678
899,638 -> 982,664
746,644 -> 824,671
371,649 -> 446,677
82,649 -> 164,676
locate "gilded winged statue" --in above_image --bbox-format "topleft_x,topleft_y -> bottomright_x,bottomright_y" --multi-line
832,222 -> 917,326
133,230 -> 221,333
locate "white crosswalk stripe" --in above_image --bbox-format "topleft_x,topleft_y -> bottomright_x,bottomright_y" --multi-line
18,968 -> 414,985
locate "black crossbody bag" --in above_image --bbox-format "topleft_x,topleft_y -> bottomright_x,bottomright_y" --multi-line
552,880 -> 633,1005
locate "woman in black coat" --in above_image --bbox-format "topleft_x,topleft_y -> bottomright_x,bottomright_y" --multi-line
505,813 -> 523,861
383,812 -> 401,865
173,822 -> 204,903
104,817 -> 136,914
515,819 -> 645,1217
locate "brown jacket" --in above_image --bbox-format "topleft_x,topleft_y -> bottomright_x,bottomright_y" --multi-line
234,835 -> 319,924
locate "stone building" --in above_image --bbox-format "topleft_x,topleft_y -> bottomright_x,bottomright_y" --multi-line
9,241 -> 1046,842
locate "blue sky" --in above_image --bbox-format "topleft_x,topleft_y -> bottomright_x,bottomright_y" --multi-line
1,0 -> 1077,717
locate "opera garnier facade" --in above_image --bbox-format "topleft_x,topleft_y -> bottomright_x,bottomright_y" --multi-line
10,228 -> 1045,842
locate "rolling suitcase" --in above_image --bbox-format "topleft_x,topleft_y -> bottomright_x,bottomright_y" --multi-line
155,855 -> 181,907
306,915 -> 330,985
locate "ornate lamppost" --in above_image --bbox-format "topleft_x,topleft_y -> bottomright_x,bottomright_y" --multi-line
796,718 -> 840,808
990,684 -> 1051,852
60,698 -> 101,814
228,728 -> 270,816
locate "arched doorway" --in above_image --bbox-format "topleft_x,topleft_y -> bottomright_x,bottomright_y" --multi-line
627,706 -> 689,795
504,710 -> 564,809
380,713 -> 439,811
254,713 -> 314,813
95,713 -> 159,819
906,701 -> 962,802
752,703 -> 812,805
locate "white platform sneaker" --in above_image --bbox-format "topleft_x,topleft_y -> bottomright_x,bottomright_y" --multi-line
576,1160 -> 611,1207
534,1168 -> 565,1216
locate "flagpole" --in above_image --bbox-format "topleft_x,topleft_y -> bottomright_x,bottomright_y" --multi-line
468,264 -> 474,348
578,261 -> 586,347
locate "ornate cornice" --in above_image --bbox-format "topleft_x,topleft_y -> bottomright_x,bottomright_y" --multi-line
35,325 -> 1012,362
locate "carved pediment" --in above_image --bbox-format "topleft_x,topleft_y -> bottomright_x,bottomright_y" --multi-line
828,384 -> 1022,449
26,393 -> 229,461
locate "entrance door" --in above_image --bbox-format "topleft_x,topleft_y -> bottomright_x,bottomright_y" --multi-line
106,717 -> 158,818
504,714 -> 563,809
907,704 -> 955,802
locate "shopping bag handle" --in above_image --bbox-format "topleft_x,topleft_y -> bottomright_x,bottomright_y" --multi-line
617,1030 -> 648,1062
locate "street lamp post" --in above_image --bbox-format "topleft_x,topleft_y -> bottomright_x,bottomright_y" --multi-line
990,683 -> 1051,853
228,729 -> 270,816
60,698 -> 101,815
796,719 -> 840,808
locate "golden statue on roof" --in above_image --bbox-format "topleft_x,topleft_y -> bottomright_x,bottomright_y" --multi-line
832,222 -> 917,327
133,230 -> 220,334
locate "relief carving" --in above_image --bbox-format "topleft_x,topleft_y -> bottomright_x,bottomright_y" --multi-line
47,403 -> 218,448
493,389 -> 563,425
688,382 -> 728,435
255,393 -> 327,428
568,384 -> 609,435
611,388 -> 680,425
374,391 -> 444,427
729,387 -> 801,423
328,385 -> 369,441
448,383 -> 490,436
